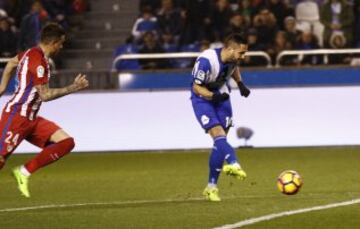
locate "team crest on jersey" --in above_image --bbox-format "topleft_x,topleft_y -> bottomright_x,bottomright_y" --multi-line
201,115 -> 210,125
37,66 -> 45,78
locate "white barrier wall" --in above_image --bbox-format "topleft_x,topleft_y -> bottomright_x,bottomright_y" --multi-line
1,86 -> 359,153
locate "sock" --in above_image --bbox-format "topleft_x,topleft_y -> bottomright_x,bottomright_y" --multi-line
208,146 -> 224,185
20,165 -> 31,177
214,136 -> 238,165
24,138 -> 75,174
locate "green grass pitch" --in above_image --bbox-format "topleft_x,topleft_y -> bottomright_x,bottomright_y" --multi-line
0,147 -> 359,229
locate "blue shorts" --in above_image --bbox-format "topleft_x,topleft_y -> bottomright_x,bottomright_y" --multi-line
191,95 -> 233,132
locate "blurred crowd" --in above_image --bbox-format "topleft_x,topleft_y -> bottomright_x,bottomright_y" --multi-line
0,0 -> 89,59
114,0 -> 360,70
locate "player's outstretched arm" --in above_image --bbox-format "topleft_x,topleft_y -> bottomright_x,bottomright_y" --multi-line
35,74 -> 89,102
0,56 -> 19,97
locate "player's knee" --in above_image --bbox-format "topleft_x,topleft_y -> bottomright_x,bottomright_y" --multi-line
209,126 -> 226,139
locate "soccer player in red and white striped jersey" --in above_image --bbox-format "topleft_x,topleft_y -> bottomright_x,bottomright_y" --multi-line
0,23 -> 89,198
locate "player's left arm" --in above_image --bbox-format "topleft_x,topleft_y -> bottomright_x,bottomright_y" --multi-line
35,74 -> 89,102
232,66 -> 250,98
0,56 -> 19,97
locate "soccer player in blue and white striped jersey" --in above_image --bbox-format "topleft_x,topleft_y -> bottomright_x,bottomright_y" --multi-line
190,33 -> 251,201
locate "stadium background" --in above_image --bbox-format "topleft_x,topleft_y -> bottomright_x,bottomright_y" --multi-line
1,0 -> 359,152
0,0 -> 360,152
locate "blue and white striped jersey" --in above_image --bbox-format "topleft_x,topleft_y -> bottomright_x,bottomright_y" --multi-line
191,48 -> 236,94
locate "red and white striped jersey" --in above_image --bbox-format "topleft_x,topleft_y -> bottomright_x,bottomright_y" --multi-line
4,47 -> 50,120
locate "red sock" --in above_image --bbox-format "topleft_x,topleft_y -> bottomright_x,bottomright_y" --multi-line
25,138 -> 75,174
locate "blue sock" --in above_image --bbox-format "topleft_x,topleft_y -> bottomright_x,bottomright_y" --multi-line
214,136 -> 238,164
208,146 -> 224,185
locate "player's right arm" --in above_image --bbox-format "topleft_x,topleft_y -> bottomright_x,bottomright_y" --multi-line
35,74 -> 89,102
192,57 -> 214,100
192,84 -> 214,100
0,56 -> 19,97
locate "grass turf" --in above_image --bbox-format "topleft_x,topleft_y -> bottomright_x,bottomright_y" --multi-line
0,147 -> 359,229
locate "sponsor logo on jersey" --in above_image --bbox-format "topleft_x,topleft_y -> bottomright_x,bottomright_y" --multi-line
201,115 -> 210,125
196,70 -> 205,81
37,66 -> 45,78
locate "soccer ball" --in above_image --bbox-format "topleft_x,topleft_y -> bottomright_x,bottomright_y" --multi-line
277,170 -> 303,195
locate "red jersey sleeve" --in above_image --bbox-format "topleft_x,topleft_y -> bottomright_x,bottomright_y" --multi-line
27,51 -> 49,86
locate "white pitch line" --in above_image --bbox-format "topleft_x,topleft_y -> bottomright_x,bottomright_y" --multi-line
213,198 -> 360,229
0,197 -> 205,213
0,194 -> 282,213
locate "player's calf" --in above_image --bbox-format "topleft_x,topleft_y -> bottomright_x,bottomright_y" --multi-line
24,137 -> 75,174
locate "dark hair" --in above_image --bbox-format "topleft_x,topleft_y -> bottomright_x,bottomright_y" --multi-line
40,23 -> 65,44
224,33 -> 247,47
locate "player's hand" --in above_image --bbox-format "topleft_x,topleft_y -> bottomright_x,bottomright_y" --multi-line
238,81 -> 250,98
73,74 -> 89,91
212,92 -> 229,103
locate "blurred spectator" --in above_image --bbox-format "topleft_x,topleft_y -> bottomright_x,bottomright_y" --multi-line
242,28 -> 268,66
253,8 -> 278,46
113,36 -> 140,71
139,31 -> 169,69
41,0 -> 68,29
354,0 -> 360,47
267,0 -> 293,29
0,16 -> 17,57
267,31 -> 293,64
282,0 -> 295,15
295,0 -> 324,47
251,0 -> 266,11
157,0 -> 182,39
179,0 -> 211,45
224,12 -> 248,37
328,32 -> 351,64
320,0 -> 354,47
237,0 -> 254,26
208,0 -> 233,41
132,6 -> 159,40
284,16 -> 301,47
140,0 -> 161,12
18,0 -> 49,51
246,28 -> 265,51
66,0 -> 90,30
0,8 -> 7,17
161,30 -> 178,68
69,0 -> 89,14
161,30 -> 177,52
295,31 -> 321,65
0,6 -> 8,18
1,0 -> 28,27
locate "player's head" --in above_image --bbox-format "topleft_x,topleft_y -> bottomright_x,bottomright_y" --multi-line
223,33 -> 248,63
40,23 -> 66,56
